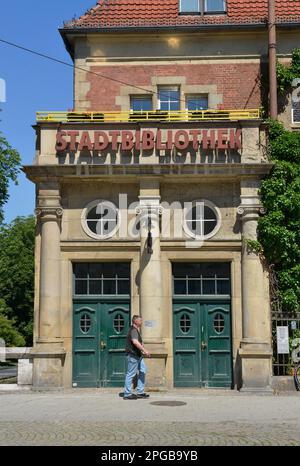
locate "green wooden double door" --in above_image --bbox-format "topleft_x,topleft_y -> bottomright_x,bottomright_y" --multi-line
73,300 -> 130,387
173,300 -> 232,388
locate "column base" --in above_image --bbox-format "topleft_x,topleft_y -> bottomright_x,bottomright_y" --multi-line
31,339 -> 66,390
143,342 -> 168,390
239,339 -> 273,392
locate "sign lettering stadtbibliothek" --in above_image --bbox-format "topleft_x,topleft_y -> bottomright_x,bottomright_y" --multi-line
55,128 -> 242,153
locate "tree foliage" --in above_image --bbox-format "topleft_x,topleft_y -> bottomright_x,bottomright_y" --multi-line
259,121 -> 300,312
276,48 -> 300,93
0,300 -> 25,347
0,134 -> 21,223
0,216 -> 35,345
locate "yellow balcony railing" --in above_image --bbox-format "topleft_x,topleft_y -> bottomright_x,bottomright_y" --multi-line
36,109 -> 260,123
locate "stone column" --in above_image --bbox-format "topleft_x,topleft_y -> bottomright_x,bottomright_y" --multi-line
31,183 -> 66,389
136,180 -> 167,388
237,189 -> 272,392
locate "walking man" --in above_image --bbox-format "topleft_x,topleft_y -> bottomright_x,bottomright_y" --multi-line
123,315 -> 151,400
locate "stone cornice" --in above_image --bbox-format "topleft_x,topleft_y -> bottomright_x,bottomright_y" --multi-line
23,163 -> 273,182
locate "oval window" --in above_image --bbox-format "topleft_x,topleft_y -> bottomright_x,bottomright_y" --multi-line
114,314 -> 125,334
214,313 -> 225,334
80,314 -> 92,334
180,314 -> 191,334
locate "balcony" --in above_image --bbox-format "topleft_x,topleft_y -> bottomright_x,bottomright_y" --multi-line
36,109 -> 260,123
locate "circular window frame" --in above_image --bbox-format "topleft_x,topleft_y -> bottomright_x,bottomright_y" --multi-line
183,199 -> 221,240
81,199 -> 120,240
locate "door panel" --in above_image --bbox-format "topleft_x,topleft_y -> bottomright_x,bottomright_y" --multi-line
173,301 -> 232,388
173,304 -> 199,386
105,304 -> 130,387
73,301 -> 129,387
206,304 -> 232,387
73,304 -> 98,387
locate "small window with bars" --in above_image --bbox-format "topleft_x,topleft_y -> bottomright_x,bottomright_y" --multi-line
74,263 -> 130,296
173,262 -> 231,296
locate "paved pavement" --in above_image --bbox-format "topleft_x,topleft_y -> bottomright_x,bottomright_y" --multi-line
0,389 -> 300,446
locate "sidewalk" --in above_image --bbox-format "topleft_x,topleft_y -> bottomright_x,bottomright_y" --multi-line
0,388 -> 300,445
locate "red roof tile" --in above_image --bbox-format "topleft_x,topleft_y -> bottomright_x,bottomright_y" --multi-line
63,0 -> 300,29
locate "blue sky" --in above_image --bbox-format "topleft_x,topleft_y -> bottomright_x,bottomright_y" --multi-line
0,1 -> 96,223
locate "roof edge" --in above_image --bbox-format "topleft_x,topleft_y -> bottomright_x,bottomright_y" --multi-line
59,21 -> 300,58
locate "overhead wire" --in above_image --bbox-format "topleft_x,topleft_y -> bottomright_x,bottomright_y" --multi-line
0,37 -> 207,109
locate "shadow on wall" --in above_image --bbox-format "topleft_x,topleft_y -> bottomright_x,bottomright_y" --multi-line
235,350 -> 243,390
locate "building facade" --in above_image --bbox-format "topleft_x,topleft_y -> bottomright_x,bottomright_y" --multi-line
24,0 -> 300,391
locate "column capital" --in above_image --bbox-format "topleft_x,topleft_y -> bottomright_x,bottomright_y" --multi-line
35,206 -> 63,220
237,205 -> 265,217
237,195 -> 265,218
136,204 -> 164,216
136,195 -> 163,216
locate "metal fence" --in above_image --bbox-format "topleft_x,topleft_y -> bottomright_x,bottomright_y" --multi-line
272,313 -> 300,376
36,108 -> 261,123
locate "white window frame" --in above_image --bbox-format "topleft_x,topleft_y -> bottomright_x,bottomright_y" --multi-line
179,0 -> 226,14
158,86 -> 180,111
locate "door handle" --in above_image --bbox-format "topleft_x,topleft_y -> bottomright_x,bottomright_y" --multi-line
100,341 -> 107,350
201,341 -> 207,351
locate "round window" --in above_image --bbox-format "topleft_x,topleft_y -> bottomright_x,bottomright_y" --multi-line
114,314 -> 125,334
180,314 -> 191,334
214,313 -> 225,334
183,200 -> 221,240
81,200 -> 120,240
80,314 -> 92,334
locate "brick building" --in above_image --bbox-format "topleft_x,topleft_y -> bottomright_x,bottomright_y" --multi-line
24,0 -> 300,391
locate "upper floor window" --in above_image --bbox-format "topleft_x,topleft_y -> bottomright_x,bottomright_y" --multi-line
180,0 -> 200,13
205,0 -> 226,13
179,0 -> 226,14
130,95 -> 152,112
158,87 -> 180,111
186,95 -> 208,111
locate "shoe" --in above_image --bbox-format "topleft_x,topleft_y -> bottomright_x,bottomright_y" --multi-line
136,393 -> 150,399
123,394 -> 137,400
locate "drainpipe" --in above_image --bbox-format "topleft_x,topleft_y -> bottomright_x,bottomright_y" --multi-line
268,0 -> 278,119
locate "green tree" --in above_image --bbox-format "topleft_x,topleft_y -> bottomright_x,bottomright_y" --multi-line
0,300 -> 25,347
259,121 -> 300,312
0,134 -> 21,223
0,216 -> 35,345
